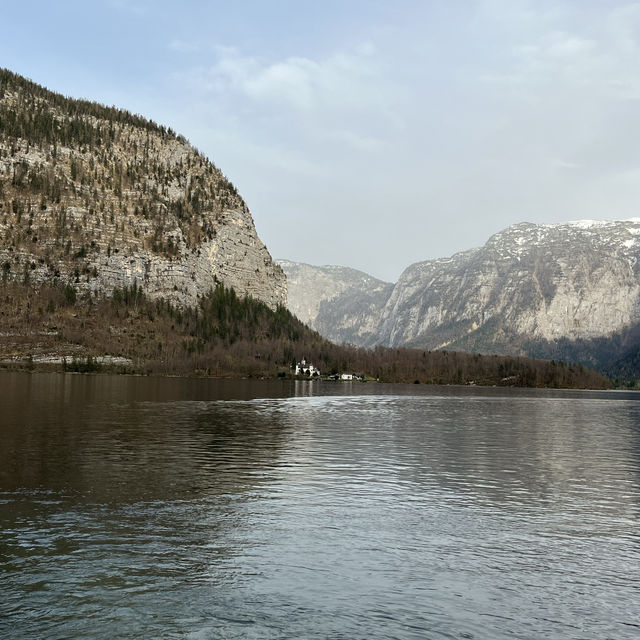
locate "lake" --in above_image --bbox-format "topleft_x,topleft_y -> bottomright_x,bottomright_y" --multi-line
1,372 -> 639,639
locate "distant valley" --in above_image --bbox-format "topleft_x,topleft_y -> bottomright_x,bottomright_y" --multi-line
279,218 -> 640,381
276,261 -> 393,348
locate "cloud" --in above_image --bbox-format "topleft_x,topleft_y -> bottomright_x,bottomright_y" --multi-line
170,41 -> 397,164
330,129 -> 383,152
236,56 -> 319,110
546,33 -> 595,57
197,44 -> 394,119
552,158 -> 581,170
480,4 -> 640,101
606,2 -> 640,54
163,2 -> 640,280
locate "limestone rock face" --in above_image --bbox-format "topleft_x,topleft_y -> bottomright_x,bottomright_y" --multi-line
281,219 -> 640,353
0,69 -> 286,309
379,220 -> 640,348
276,260 -> 392,346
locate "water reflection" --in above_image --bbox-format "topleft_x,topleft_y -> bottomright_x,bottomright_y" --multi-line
1,401 -> 293,503
1,373 -> 640,639
384,396 -> 640,512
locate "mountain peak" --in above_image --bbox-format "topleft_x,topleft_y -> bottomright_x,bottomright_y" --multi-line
0,68 -> 286,309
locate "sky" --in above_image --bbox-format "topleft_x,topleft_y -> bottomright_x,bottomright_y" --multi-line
2,1 -> 640,282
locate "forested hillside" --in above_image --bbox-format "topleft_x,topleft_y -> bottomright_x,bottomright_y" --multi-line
0,278 -> 609,388
0,67 -> 286,309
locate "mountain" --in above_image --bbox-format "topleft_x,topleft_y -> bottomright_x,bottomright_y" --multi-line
0,69 -> 615,387
276,260 -> 393,347
281,219 -> 640,379
380,219 -> 640,345
0,68 -> 286,309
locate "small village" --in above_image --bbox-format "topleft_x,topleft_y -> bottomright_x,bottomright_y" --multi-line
293,358 -> 364,381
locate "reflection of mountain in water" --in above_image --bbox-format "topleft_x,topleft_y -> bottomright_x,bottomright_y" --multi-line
401,396 -> 640,519
0,372 -> 297,503
273,392 -> 640,524
2,373 -> 640,639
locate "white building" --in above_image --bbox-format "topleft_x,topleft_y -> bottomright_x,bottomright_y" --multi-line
295,358 -> 320,377
340,373 -> 362,381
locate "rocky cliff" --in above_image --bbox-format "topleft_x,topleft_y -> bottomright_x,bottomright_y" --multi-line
276,260 -> 393,346
378,219 -> 640,348
281,219 -> 640,376
0,69 -> 286,309
380,220 -> 640,349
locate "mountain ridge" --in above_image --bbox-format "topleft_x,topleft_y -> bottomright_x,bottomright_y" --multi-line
279,218 -> 640,379
0,68 -> 286,309
0,69 -> 611,388
275,259 -> 393,347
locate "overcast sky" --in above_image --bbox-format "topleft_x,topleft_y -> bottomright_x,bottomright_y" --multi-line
2,1 -> 640,281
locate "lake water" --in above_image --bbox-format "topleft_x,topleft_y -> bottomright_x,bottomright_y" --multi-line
1,372 -> 639,639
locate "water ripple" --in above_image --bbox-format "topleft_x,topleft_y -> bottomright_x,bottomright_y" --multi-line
1,375 -> 640,638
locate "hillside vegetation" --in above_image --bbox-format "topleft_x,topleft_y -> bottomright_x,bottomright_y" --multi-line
1,69 -> 238,257
0,67 -> 286,309
0,279 -> 609,388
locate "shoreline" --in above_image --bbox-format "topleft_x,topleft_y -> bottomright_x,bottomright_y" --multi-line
0,360 -> 620,391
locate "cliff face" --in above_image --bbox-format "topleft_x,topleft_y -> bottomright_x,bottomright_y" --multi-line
379,220 -> 640,349
0,69 -> 286,309
281,219 -> 640,370
276,260 -> 393,346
